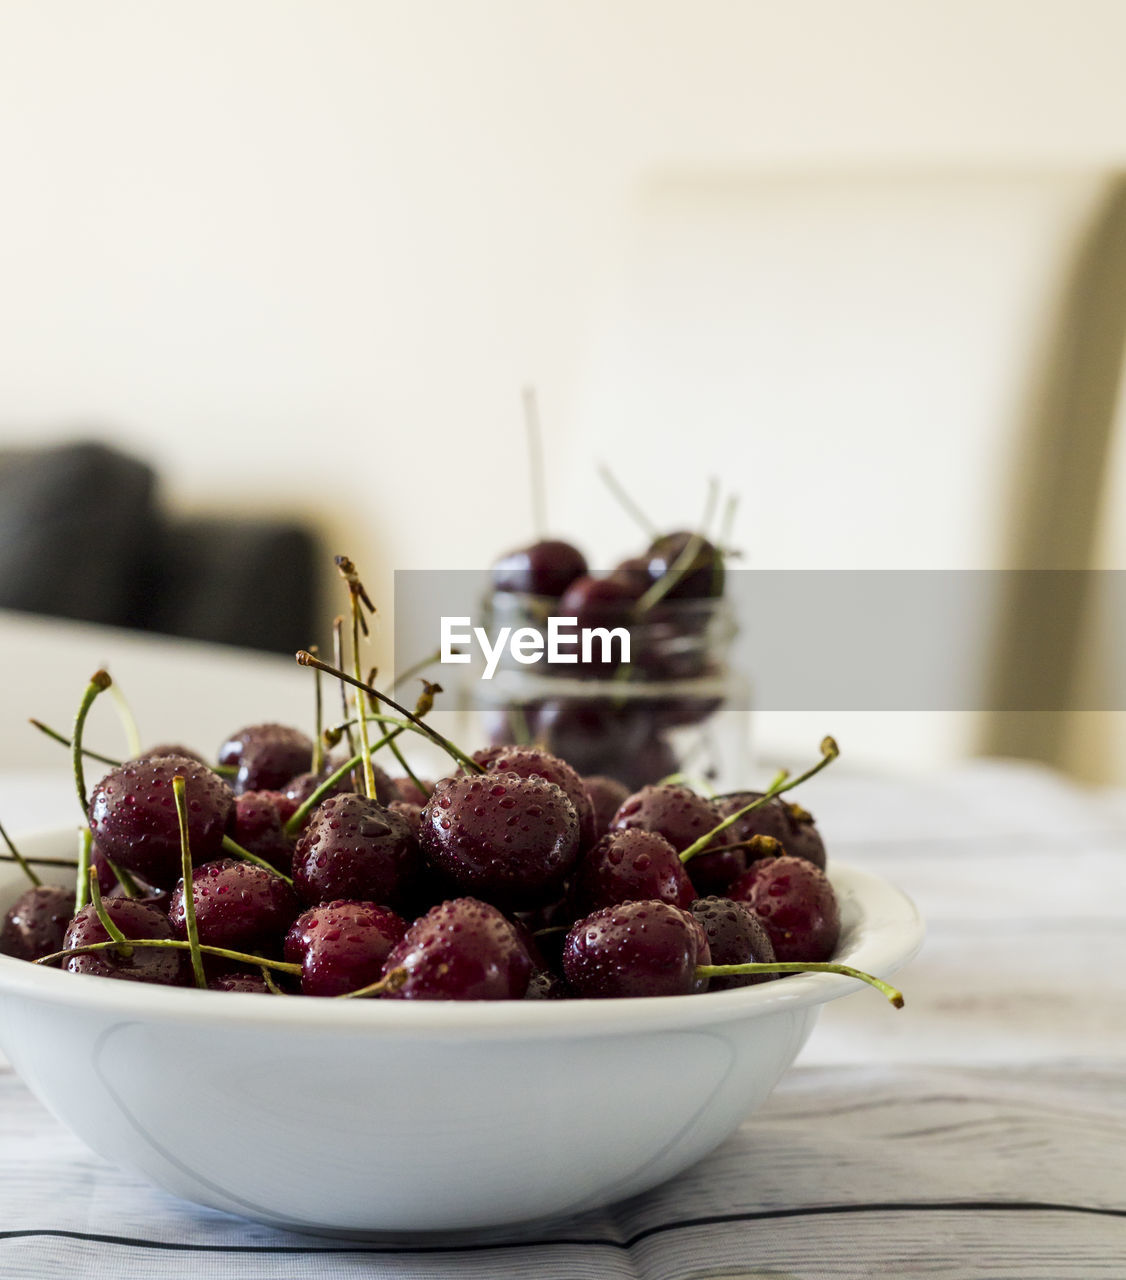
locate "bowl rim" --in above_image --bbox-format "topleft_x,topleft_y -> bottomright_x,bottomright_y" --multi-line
0,828 -> 924,1041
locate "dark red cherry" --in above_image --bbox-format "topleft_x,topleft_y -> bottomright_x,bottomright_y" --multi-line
0,886 -> 74,962
492,540 -> 587,597
647,530 -> 725,599
212,971 -> 273,994
218,724 -> 313,795
419,773 -> 580,910
475,746 -> 597,850
229,791 -> 295,873
607,556 -> 651,596
570,829 -> 696,915
611,784 -> 719,857
292,794 -> 417,908
558,574 -> 637,628
388,800 -> 423,840
88,755 -> 234,888
730,855 -> 839,962
382,898 -> 533,1000
143,744 -> 207,764
712,791 -> 827,870
90,842 -> 120,895
584,775 -> 630,838
285,900 -> 408,997
562,900 -> 711,998
169,858 -> 299,952
389,776 -> 434,805
530,698 -> 653,782
688,896 -> 777,988
62,898 -> 183,985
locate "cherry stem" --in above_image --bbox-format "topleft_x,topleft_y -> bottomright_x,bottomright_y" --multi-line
30,720 -> 121,768
108,682 -> 142,759
75,828 -> 92,915
221,835 -> 294,886
696,961 -> 904,1008
173,775 -> 207,989
309,643 -> 324,776
0,853 -> 78,870
258,962 -> 288,995
71,670 -> 113,817
383,681 -> 441,797
332,616 -> 358,772
337,966 -> 409,999
336,556 -> 378,801
523,385 -> 547,539
390,648 -> 442,694
35,937 -> 303,975
89,866 -> 133,958
0,816 -> 41,887
636,530 -> 707,614
700,476 -> 720,537
768,767 -> 789,790
598,462 -> 659,539
283,751 -> 362,835
719,491 -> 739,552
296,652 -> 485,774
680,737 -> 840,864
104,858 -> 142,899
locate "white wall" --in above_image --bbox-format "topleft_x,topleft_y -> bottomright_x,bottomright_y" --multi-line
4,1 -> 1126,771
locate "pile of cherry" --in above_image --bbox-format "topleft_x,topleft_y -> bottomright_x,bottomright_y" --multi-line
0,708 -> 900,1007
488,529 -> 729,789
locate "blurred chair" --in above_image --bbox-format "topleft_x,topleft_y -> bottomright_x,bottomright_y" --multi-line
0,440 -> 319,655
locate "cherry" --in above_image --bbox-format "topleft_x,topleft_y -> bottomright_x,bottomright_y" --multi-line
62,898 -> 184,985
492,540 -> 587,598
474,745 -> 597,849
419,772 -> 580,910
611,784 -> 719,857
212,971 -> 273,994
388,799 -> 424,840
607,556 -> 651,596
646,531 -> 725,599
0,886 -> 75,962
584,775 -> 630,837
560,574 -> 639,626
730,855 -> 840,962
169,858 -> 299,953
285,900 -> 408,997
143,744 -> 207,764
218,724 -> 313,795
570,829 -> 696,915
381,898 -> 533,1000
562,900 -> 711,998
712,791 -> 827,870
90,842 -> 120,895
292,794 -> 417,908
688,896 -> 777,988
229,791 -> 295,873
389,776 -> 434,805
284,766 -> 365,809
88,754 -> 234,888
531,699 -> 651,781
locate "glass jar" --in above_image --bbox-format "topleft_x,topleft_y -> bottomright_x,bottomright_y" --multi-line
470,590 -> 750,791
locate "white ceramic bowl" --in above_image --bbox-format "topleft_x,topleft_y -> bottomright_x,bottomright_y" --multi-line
0,829 -> 923,1234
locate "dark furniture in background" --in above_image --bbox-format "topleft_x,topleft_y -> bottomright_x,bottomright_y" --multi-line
0,441 -> 319,654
